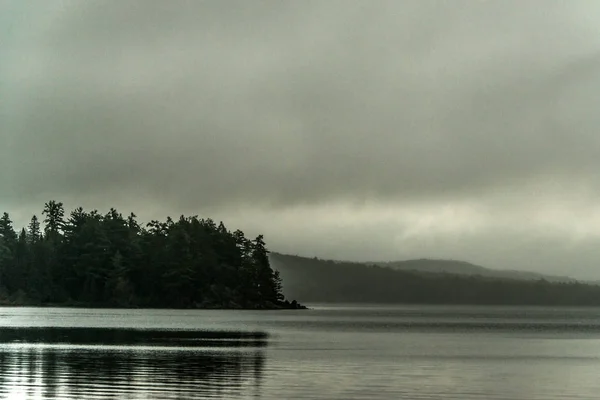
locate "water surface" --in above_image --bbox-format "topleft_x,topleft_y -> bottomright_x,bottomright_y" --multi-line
1,305 -> 600,399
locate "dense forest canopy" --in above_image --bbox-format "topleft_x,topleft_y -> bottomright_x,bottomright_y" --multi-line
0,201 -> 303,309
271,253 -> 600,306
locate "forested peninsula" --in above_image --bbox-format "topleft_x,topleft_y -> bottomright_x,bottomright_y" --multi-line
0,201 -> 304,309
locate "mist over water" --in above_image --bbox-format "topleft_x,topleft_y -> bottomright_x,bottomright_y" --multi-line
1,306 -> 600,399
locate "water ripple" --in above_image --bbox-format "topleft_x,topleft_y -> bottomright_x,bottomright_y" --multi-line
0,345 -> 265,399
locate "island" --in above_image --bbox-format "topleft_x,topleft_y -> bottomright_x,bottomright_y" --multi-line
0,201 -> 305,309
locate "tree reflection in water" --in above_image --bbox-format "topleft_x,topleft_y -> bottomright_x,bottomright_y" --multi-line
0,328 -> 267,400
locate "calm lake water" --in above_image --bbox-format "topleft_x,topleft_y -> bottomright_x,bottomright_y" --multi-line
1,305 -> 600,399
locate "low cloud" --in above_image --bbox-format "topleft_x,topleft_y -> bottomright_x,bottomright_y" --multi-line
3,1 -> 600,278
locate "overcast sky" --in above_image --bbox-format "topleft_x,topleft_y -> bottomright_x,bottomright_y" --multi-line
3,1 -> 600,278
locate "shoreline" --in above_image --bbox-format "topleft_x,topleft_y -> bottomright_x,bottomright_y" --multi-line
0,300 -> 308,310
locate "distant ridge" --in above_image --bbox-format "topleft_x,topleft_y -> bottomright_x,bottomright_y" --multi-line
271,252 -> 577,283
368,258 -> 577,283
268,252 -> 597,306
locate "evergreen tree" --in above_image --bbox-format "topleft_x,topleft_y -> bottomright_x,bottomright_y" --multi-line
0,213 -> 17,246
0,213 -> 18,294
27,215 -> 41,244
42,201 -> 66,300
42,201 -> 65,237
251,235 -> 283,304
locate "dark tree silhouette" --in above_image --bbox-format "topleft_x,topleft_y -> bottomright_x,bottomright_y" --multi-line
27,215 -> 41,244
0,202 -> 303,309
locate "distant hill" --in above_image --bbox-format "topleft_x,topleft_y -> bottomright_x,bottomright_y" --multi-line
269,253 -> 599,306
370,259 -> 576,283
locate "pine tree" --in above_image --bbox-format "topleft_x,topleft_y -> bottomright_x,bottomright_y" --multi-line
42,201 -> 65,238
251,235 -> 281,304
0,213 -> 17,247
27,215 -> 41,244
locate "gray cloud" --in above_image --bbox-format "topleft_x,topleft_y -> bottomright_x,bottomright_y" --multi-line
3,1 -> 600,278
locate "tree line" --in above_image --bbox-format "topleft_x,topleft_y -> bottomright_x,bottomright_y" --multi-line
0,201 -> 303,309
271,253 -> 600,306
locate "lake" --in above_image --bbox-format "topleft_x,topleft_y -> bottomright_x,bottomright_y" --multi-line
1,305 -> 600,399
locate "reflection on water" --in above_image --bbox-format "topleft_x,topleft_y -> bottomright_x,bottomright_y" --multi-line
0,327 -> 269,348
4,307 -> 600,399
0,328 -> 266,400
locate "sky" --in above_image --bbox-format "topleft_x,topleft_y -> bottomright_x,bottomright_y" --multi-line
3,1 -> 600,279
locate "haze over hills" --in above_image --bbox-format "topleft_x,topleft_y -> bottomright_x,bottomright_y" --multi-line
271,253 -> 577,283
269,252 -> 598,306
368,259 -> 577,283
